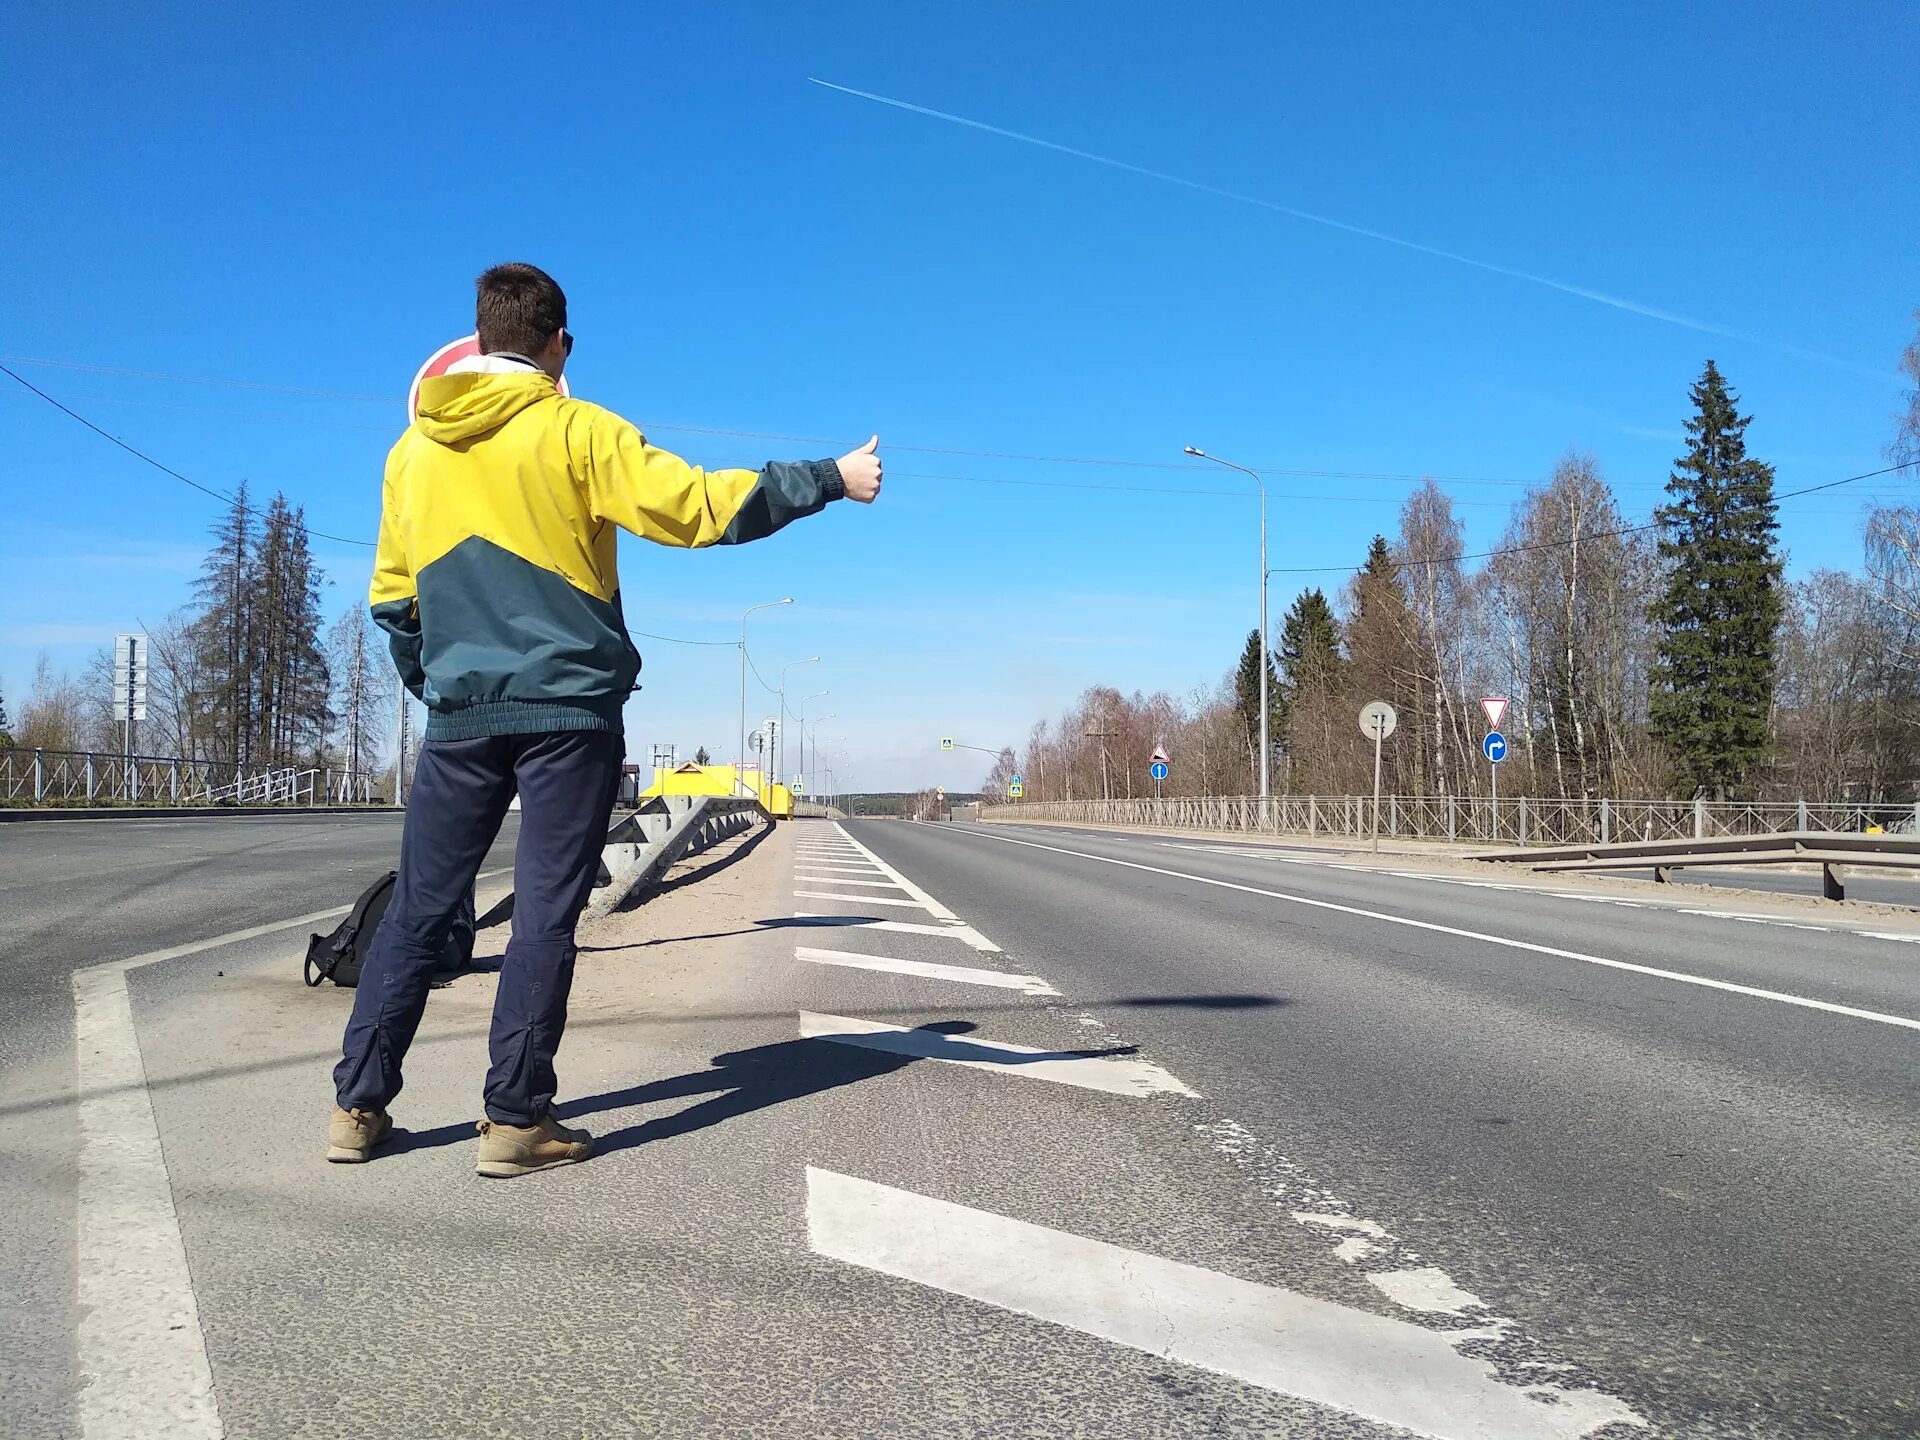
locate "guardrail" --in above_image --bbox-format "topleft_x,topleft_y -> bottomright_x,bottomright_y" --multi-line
586,795 -> 769,918
1467,831 -> 1920,901
0,747 -> 385,807
984,795 -> 1920,846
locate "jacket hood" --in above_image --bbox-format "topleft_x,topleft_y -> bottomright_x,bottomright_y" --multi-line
413,371 -> 558,444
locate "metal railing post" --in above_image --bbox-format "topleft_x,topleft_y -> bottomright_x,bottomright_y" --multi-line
1448,794 -> 1457,841
1600,798 -> 1611,845
1518,796 -> 1529,845
172,760 -> 180,803
1694,796 -> 1706,840
85,754 -> 95,801
34,749 -> 45,803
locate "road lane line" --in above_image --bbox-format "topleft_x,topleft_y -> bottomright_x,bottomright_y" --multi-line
793,874 -> 908,888
952,829 -> 1920,1032
833,822 -> 958,919
792,913 -> 1001,952
794,890 -> 928,908
71,868 -> 514,1438
796,946 -> 1060,995
799,1013 -> 1198,1097
806,1168 -> 1641,1439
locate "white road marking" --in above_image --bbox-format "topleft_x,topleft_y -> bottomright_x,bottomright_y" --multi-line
1368,1267 -> 1488,1317
793,874 -> 908,888
831,822 -> 958,919
795,946 -> 1059,995
799,1013 -> 1198,1098
794,889 -> 929,908
953,829 -> 1920,1032
793,913 -> 1002,952
794,859 -> 884,871
71,870 -> 514,1438
807,1168 -> 1641,1439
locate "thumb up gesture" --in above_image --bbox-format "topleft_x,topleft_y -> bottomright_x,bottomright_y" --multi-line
835,435 -> 883,504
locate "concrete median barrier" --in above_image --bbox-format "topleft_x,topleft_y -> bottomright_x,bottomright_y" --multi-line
587,795 -> 769,919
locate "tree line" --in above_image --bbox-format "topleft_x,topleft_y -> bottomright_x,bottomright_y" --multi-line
997,347 -> 1920,806
4,483 -> 395,780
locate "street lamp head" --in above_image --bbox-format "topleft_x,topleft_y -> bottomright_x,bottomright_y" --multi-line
1183,445 -> 1205,457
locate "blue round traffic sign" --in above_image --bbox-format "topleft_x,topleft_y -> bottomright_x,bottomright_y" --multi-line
1483,731 -> 1507,763
1150,761 -> 1169,781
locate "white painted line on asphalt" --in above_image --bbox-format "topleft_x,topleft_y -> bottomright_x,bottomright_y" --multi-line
796,946 -> 1060,995
832,822 -> 959,919
806,1168 -> 1641,1439
793,874 -> 908,888
793,913 -> 1003,952
951,829 -> 1920,1033
795,889 -> 928,908
71,868 -> 515,1439
800,1012 -> 1198,1097
1367,1267 -> 1488,1317
75,962 -> 224,1440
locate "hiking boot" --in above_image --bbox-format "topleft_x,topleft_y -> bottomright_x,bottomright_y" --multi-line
327,1105 -> 393,1163
475,1112 -> 594,1179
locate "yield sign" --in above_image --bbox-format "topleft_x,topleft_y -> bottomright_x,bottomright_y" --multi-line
1480,696 -> 1509,730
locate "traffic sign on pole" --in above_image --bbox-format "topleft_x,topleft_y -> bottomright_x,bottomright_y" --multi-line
939,737 -> 954,751
1483,731 -> 1508,764
1149,760 -> 1170,782
1480,696 -> 1509,731
1358,701 -> 1397,740
1150,744 -> 1169,765
408,334 -> 570,422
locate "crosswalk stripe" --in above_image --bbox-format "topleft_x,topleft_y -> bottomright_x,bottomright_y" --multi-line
795,890 -> 929,908
794,875 -> 908,888
795,946 -> 1059,995
806,1169 -> 1640,1440
799,1012 -> 1199,1098
831,823 -> 959,920
793,913 -> 1001,952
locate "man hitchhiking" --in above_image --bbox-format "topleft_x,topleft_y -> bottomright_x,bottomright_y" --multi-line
329,262 -> 881,1177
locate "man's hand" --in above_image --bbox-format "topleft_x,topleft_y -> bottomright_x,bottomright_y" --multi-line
836,435 -> 883,504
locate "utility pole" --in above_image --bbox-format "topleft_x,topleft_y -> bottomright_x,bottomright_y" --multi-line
1086,725 -> 1117,802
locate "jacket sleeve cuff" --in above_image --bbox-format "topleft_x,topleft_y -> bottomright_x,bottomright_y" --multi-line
816,458 -> 847,501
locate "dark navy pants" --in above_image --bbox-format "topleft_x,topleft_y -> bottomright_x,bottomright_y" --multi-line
334,730 -> 622,1126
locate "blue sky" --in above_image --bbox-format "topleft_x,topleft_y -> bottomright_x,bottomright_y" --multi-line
4,3 -> 1916,789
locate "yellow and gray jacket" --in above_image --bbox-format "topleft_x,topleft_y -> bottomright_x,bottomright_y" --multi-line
371,361 -> 844,740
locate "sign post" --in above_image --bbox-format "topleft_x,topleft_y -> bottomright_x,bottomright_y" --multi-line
1480,698 -> 1510,841
1149,744 -> 1170,800
1358,701 -> 1397,853
113,634 -> 149,800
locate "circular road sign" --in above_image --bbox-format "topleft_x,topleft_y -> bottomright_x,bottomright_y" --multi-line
1359,700 -> 1398,740
1483,730 -> 1508,764
408,334 -> 570,422
1150,760 -> 1170,781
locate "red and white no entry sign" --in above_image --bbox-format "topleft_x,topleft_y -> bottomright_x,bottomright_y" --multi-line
406,334 -> 569,422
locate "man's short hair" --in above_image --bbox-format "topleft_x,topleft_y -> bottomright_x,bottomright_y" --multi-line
475,263 -> 567,358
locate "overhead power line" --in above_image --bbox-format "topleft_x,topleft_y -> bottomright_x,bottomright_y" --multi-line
1267,460 -> 1920,577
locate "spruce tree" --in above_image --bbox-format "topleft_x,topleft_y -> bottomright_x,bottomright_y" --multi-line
1231,627 -> 1280,784
1276,588 -> 1342,730
1649,360 -> 1783,797
0,679 -> 11,746
190,482 -> 255,767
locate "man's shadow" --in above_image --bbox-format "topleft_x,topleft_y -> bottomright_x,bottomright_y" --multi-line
391,1021 -> 1137,1156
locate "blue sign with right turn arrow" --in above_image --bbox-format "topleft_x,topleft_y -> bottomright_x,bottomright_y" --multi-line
1483,731 -> 1508,764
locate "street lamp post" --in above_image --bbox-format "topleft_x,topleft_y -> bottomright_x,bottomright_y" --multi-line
796,692 -> 828,797
739,598 -> 792,798
1186,447 -> 1269,801
807,715 -> 836,799
778,656 -> 820,791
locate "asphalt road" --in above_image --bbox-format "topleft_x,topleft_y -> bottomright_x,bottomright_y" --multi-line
3,813 -> 1914,1438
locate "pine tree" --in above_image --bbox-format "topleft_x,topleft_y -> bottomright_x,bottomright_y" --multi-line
329,604 -> 392,777
1649,360 -> 1784,798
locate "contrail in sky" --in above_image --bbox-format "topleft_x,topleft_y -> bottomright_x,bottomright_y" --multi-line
808,78 -> 1883,382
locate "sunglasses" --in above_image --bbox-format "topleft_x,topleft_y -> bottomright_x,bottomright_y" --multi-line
560,329 -> 575,357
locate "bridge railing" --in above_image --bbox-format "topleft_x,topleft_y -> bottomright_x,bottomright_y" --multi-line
984,795 -> 1920,846
0,747 -> 387,807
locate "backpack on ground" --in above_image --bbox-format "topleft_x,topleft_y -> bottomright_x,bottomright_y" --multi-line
304,872 -> 478,988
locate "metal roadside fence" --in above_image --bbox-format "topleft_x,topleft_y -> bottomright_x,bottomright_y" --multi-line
0,747 -> 386,808
984,794 -> 1920,847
